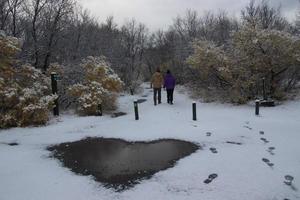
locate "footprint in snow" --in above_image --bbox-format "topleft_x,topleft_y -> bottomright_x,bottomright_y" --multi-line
0,142 -> 19,146
267,147 -> 275,155
259,131 -> 265,135
284,175 -> 298,191
204,173 -> 218,184
262,158 -> 274,167
8,142 -> 19,146
284,175 -> 294,186
209,147 -> 218,154
226,141 -> 242,145
260,137 -> 270,144
206,132 -> 212,137
243,125 -> 252,130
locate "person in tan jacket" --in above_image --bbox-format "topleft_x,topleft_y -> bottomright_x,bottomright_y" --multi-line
151,68 -> 164,105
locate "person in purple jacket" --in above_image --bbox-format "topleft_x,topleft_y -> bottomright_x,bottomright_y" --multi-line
164,70 -> 176,104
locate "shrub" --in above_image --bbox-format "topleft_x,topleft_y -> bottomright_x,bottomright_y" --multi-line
187,26 -> 300,104
0,32 -> 57,128
68,56 -> 123,115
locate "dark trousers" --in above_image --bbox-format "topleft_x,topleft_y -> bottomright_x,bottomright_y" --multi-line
167,89 -> 174,104
153,88 -> 161,105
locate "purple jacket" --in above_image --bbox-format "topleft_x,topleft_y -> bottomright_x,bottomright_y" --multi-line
164,74 -> 176,89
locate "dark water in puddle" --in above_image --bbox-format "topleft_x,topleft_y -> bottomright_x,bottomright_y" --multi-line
48,137 -> 199,190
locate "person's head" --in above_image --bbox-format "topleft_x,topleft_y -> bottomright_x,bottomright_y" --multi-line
156,68 -> 161,73
166,69 -> 171,74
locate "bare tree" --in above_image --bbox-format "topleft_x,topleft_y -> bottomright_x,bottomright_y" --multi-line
7,0 -> 22,36
23,0 -> 48,68
241,0 -> 259,28
294,0 -> 300,34
120,19 -> 148,92
241,0 -> 288,30
42,0 -> 74,71
0,0 -> 10,31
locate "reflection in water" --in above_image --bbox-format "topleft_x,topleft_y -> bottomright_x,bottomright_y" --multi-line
48,138 -> 199,190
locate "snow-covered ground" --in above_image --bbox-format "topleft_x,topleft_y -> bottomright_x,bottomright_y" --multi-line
1,85 -> 300,200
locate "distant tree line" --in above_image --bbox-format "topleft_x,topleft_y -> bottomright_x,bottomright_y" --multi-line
1,0 -> 300,104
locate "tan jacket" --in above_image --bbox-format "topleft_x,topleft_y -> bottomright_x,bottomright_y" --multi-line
151,72 -> 164,89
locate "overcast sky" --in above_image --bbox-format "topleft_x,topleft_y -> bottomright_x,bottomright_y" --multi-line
79,0 -> 299,31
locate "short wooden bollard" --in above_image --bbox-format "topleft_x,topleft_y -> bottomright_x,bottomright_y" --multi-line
51,72 -> 59,116
134,100 -> 139,120
192,101 -> 197,121
97,104 -> 103,116
255,100 -> 260,116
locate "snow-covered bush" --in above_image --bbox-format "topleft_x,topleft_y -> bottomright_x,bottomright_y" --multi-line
0,32 -> 57,128
187,26 -> 300,104
0,31 -> 20,60
233,26 -> 300,100
186,40 -> 248,103
68,56 -> 123,115
187,40 -> 233,84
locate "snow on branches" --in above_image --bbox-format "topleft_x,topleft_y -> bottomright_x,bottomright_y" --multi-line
187,40 -> 232,84
68,56 -> 123,115
233,26 -> 300,100
0,33 -> 56,128
187,26 -> 300,103
0,31 -> 20,60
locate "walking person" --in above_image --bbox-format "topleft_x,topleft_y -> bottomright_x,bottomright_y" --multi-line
164,70 -> 176,104
151,68 -> 164,105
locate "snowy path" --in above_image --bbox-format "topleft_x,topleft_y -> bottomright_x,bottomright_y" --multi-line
1,85 -> 300,200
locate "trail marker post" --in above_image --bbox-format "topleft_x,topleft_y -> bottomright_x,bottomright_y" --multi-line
97,104 -> 103,116
134,100 -> 139,120
51,72 -> 59,116
192,101 -> 197,121
255,100 -> 260,116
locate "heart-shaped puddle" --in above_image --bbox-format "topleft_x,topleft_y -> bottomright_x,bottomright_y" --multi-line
48,137 -> 199,190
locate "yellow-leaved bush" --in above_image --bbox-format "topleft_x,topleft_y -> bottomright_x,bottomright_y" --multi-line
68,56 -> 123,115
0,31 -> 57,128
187,26 -> 300,104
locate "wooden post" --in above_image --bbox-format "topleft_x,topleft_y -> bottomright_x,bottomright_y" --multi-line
134,100 -> 139,120
192,101 -> 197,121
97,104 -> 103,116
51,72 -> 59,116
130,88 -> 134,95
255,100 -> 260,116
